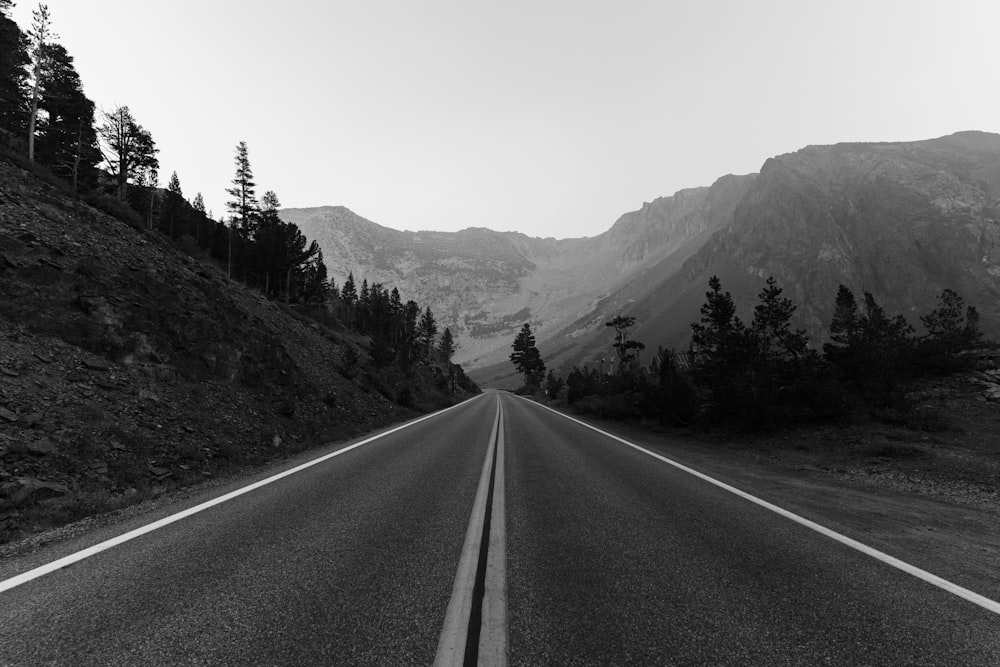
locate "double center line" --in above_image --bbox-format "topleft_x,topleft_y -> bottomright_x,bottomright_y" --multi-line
435,394 -> 508,666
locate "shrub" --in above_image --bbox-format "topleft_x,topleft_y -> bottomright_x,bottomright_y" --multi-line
83,192 -> 144,228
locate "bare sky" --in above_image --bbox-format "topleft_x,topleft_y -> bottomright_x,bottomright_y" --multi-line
11,1 -> 1000,238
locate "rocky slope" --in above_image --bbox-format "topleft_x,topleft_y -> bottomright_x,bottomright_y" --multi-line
0,158 -> 455,541
282,173 -> 755,369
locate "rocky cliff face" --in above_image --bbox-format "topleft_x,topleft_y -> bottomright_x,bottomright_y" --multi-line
669,131 -> 1000,337
282,173 -> 755,368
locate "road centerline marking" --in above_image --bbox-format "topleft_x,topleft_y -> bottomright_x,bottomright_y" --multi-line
479,395 -> 508,666
0,393 -> 487,595
435,393 -> 508,666
516,395 -> 1000,616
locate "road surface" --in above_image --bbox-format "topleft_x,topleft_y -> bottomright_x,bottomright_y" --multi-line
1,391 -> 998,665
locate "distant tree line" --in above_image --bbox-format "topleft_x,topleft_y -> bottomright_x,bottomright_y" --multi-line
536,277 -> 989,430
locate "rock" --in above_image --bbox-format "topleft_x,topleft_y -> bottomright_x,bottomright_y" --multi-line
0,477 -> 70,505
0,366 -> 19,377
82,357 -> 110,371
0,407 -> 18,423
33,350 -> 53,363
88,460 -> 108,475
26,438 -> 57,455
146,463 -> 170,479
66,371 -> 88,383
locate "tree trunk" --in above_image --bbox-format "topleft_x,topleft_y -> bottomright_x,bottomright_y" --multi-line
71,121 -> 82,194
27,74 -> 39,162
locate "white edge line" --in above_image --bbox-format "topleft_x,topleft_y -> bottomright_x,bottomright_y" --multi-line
513,394 -> 1000,616
0,393 -> 488,595
434,393 -> 501,666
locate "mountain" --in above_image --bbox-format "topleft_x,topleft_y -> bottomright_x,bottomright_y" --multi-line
579,131 -> 1000,374
286,132 -> 1000,386
281,173 -> 755,370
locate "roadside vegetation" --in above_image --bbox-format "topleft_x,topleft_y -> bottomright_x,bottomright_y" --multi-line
515,276 -> 993,433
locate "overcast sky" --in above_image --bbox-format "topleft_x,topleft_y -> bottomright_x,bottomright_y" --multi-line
10,1 -> 1000,238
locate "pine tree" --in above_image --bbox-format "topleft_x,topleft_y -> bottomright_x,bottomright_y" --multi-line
438,327 -> 456,363
0,3 -> 29,136
167,170 -> 182,196
690,275 -> 745,357
97,105 -> 158,201
33,42 -> 98,191
251,190 -> 284,295
826,285 -> 859,349
302,249 -> 329,303
510,323 -> 545,387
751,277 -> 808,361
417,306 -> 438,362
920,288 -> 981,352
823,286 -> 915,392
26,2 -> 55,162
341,272 -> 357,306
225,141 -> 258,238
192,192 -> 205,213
604,315 -> 645,372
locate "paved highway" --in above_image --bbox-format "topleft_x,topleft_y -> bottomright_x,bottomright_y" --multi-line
1,391 -> 998,665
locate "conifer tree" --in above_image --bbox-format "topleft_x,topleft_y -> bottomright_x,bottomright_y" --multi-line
167,170 -> 182,196
225,141 -> 258,238
341,272 -> 357,307
192,192 -> 205,213
97,105 -> 158,201
751,276 -> 808,361
34,42 -> 98,191
605,315 -> 645,372
0,2 -> 29,135
302,250 -> 329,303
417,306 -> 438,362
920,288 -> 981,352
438,327 -> 456,363
510,323 -> 545,387
26,2 -> 54,162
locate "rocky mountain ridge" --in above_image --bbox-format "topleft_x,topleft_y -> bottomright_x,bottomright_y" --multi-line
282,173 -> 756,368
286,131 -> 1000,385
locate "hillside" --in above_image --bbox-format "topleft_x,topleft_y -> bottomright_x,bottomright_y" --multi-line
0,158 -> 470,541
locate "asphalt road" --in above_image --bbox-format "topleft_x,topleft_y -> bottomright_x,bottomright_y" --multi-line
0,394 -> 496,665
502,395 -> 1000,665
2,390 -> 999,665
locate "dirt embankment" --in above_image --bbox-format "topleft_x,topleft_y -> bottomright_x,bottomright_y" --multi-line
0,160 -> 412,541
